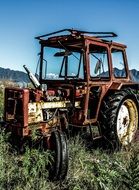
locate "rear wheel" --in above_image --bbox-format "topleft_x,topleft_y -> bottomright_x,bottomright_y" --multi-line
99,89 -> 139,149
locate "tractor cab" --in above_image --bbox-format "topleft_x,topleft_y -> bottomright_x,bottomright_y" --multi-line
35,29 -> 131,126
36,29 -> 130,86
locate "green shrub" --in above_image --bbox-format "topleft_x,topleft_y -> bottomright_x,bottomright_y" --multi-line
0,89 -> 4,118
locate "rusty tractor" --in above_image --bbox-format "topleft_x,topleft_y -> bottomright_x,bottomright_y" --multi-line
4,29 -> 139,180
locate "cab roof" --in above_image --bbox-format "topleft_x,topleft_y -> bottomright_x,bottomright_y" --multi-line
35,29 -> 126,49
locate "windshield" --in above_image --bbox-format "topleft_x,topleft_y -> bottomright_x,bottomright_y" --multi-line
41,47 -> 84,80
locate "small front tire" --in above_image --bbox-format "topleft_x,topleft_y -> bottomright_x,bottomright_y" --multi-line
48,130 -> 68,180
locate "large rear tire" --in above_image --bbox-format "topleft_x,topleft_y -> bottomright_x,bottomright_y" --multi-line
99,89 -> 139,150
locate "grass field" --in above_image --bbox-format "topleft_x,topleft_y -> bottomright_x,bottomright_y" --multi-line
0,130 -> 139,190
0,86 -> 139,190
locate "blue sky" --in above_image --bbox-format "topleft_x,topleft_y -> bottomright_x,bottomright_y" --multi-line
0,0 -> 139,72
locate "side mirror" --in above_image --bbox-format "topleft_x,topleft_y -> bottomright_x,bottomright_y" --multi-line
94,59 -> 102,74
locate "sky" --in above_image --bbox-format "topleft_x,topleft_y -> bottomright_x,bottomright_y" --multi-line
0,0 -> 139,73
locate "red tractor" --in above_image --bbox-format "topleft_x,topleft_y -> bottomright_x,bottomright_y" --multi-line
4,29 -> 139,179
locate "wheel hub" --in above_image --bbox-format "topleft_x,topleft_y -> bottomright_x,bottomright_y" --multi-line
117,99 -> 138,145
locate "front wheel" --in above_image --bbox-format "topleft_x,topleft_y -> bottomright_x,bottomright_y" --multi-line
47,130 -> 68,180
99,89 -> 139,149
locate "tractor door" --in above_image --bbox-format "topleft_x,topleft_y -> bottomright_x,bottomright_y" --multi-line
87,43 -> 111,121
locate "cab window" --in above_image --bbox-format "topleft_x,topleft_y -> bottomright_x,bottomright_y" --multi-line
111,49 -> 126,78
89,44 -> 109,78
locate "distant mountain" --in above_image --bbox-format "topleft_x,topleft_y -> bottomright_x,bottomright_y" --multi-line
0,67 -> 139,83
98,68 -> 139,82
0,67 -> 29,83
130,69 -> 139,82
114,68 -> 139,82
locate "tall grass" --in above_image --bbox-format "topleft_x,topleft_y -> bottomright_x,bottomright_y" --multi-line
0,130 -> 139,190
0,86 -> 139,189
0,130 -> 52,190
0,88 -> 4,118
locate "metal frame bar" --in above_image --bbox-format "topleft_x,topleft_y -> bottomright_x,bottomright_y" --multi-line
35,28 -> 117,40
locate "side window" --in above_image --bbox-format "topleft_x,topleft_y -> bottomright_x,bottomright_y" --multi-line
89,45 -> 109,78
111,49 -> 126,77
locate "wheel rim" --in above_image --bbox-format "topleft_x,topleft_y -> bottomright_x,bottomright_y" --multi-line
117,99 -> 138,145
